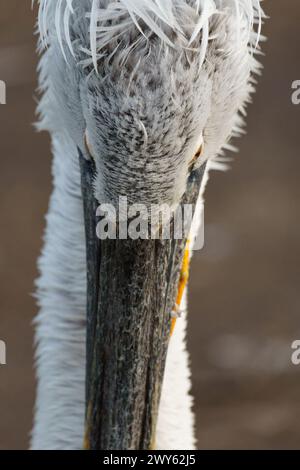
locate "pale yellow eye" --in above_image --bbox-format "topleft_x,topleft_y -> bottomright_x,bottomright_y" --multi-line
84,130 -> 95,162
189,144 -> 203,170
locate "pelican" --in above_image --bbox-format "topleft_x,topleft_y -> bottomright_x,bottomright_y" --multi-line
31,0 -> 263,450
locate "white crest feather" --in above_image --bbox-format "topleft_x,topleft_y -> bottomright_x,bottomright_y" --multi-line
36,0 -> 265,71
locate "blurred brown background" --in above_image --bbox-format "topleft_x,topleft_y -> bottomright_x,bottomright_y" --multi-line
0,0 -> 299,450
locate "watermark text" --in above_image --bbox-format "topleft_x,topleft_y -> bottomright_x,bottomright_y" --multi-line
291,340 -> 300,365
0,340 -> 6,365
0,80 -> 6,105
291,80 -> 300,105
95,197 -> 204,250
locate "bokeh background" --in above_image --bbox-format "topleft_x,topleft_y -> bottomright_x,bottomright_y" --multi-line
0,0 -> 300,450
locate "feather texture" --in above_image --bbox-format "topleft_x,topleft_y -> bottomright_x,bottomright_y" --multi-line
36,0 -> 264,71
31,0 -> 265,450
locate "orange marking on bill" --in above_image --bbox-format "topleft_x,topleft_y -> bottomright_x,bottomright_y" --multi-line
83,402 -> 92,450
170,240 -> 190,336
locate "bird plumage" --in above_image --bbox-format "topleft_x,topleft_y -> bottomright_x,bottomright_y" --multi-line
32,0 -> 263,449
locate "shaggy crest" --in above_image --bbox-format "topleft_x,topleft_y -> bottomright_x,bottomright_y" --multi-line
35,0 -> 264,71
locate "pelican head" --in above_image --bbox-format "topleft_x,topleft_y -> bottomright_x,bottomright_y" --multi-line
37,0 -> 262,450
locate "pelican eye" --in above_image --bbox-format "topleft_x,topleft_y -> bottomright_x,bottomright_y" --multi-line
84,130 -> 95,162
189,144 -> 203,171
